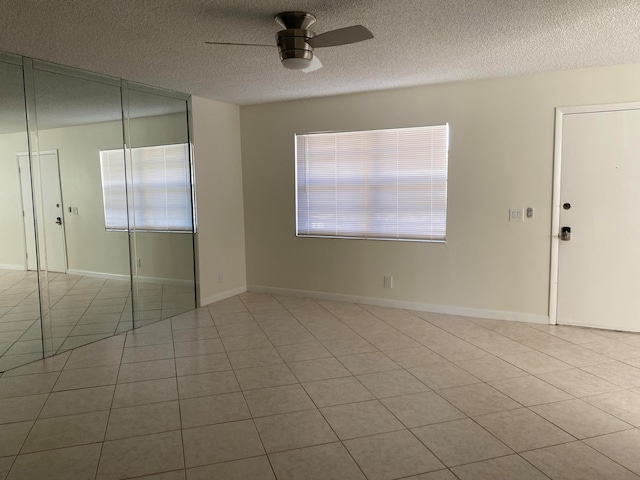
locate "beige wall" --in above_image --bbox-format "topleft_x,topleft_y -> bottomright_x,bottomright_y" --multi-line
191,96 -> 247,305
240,64 -> 640,320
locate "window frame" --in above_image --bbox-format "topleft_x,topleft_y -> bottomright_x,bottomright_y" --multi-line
294,124 -> 449,243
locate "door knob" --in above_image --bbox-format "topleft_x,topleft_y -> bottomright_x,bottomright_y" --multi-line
55,217 -> 62,225
560,226 -> 571,241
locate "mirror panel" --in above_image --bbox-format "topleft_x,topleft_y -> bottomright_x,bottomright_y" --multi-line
0,59 -> 43,371
125,87 -> 196,327
31,66 -> 133,354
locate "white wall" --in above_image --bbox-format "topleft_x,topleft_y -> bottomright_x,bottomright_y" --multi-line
191,96 -> 247,305
0,130 -> 29,269
240,63 -> 640,321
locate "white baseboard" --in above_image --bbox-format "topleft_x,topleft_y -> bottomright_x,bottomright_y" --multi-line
200,285 -> 247,307
247,285 -> 550,325
0,264 -> 26,271
67,269 -> 194,287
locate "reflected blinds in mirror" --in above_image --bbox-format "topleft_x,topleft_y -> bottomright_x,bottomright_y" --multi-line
100,143 -> 192,232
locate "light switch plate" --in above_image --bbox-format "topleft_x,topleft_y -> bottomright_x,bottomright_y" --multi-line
509,208 -> 524,222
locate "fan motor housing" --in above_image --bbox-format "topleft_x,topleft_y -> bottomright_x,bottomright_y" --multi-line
276,28 -> 315,69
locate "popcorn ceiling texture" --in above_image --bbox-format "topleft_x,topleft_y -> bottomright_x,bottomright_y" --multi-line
1,0 -> 639,105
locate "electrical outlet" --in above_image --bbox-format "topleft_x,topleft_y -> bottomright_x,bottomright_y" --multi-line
218,272 -> 225,283
384,275 -> 393,289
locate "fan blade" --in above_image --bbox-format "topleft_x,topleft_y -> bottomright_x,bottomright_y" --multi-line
205,41 -> 273,47
302,55 -> 323,73
308,25 -> 373,48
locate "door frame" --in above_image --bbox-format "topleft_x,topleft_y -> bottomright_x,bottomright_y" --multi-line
16,149 -> 68,273
549,101 -> 640,325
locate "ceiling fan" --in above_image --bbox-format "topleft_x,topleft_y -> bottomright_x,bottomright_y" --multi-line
206,11 -> 374,73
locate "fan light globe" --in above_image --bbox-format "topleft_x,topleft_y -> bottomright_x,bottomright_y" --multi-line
281,57 -> 312,70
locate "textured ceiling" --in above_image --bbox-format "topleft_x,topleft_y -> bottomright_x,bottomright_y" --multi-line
1,0 -> 640,105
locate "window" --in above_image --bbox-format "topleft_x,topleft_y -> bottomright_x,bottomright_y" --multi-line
99,143 -> 193,232
295,124 -> 449,241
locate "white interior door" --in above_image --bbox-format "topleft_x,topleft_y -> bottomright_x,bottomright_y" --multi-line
17,152 -> 67,273
556,107 -> 640,332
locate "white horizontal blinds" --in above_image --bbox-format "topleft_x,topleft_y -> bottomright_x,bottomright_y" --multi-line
100,144 -> 192,232
99,149 -> 128,230
295,125 -> 448,241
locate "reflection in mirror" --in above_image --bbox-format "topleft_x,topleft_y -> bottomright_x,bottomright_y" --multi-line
126,87 -> 196,326
31,67 -> 133,354
0,59 -> 44,372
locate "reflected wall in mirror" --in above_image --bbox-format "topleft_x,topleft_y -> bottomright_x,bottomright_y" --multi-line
0,57 -> 43,371
0,54 -> 197,373
126,87 -> 196,326
31,66 -> 132,355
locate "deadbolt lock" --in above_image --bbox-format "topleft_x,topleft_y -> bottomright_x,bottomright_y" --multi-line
560,226 -> 571,241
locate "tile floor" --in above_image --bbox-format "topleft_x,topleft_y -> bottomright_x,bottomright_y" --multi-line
0,292 -> 639,479
0,269 -> 195,372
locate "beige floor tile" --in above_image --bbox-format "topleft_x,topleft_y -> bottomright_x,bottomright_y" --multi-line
276,342 -> 332,362
412,418 -> 513,467
180,392 -> 250,428
409,362 -> 480,390
537,368 -> 622,397
583,390 -> 640,427
105,401 -> 181,440
0,421 -> 32,456
488,375 -> 573,406
402,471 -> 458,480
287,357 -> 351,382
53,365 -> 118,391
234,364 -> 297,390
121,344 -> 175,364
7,443 -> 102,480
438,383 -> 521,416
583,340 -> 640,361
543,345 -> 612,367
384,347 -> 447,369
216,321 -> 263,338
177,371 -> 239,399
63,348 -> 122,370
113,377 -> 178,408
474,408 -> 575,452
255,409 -> 337,453
338,352 -> 401,375
40,385 -> 113,418
97,430 -> 184,480
381,392 -> 466,428
455,356 -> 526,382
498,351 -> 572,374
222,333 -> 273,352
320,336 -> 377,356
0,456 -> 13,480
244,384 -> 316,417
531,399 -> 633,439
320,399 -> 405,439
0,372 -> 59,398
522,441 -> 639,480
172,326 -> 219,343
303,376 -> 374,407
584,429 -> 640,476
0,394 -> 47,424
582,361 -> 640,388
425,338 -> 488,363
133,470 -> 185,479
187,456 -> 275,480
227,347 -> 283,369
451,454 -> 549,480
269,442 -> 366,480
21,410 -> 108,453
182,420 -> 264,468
356,369 -> 429,398
175,353 -> 231,376
117,358 -> 176,383
344,430 -> 444,480
174,338 -> 224,358
466,332 -> 534,356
